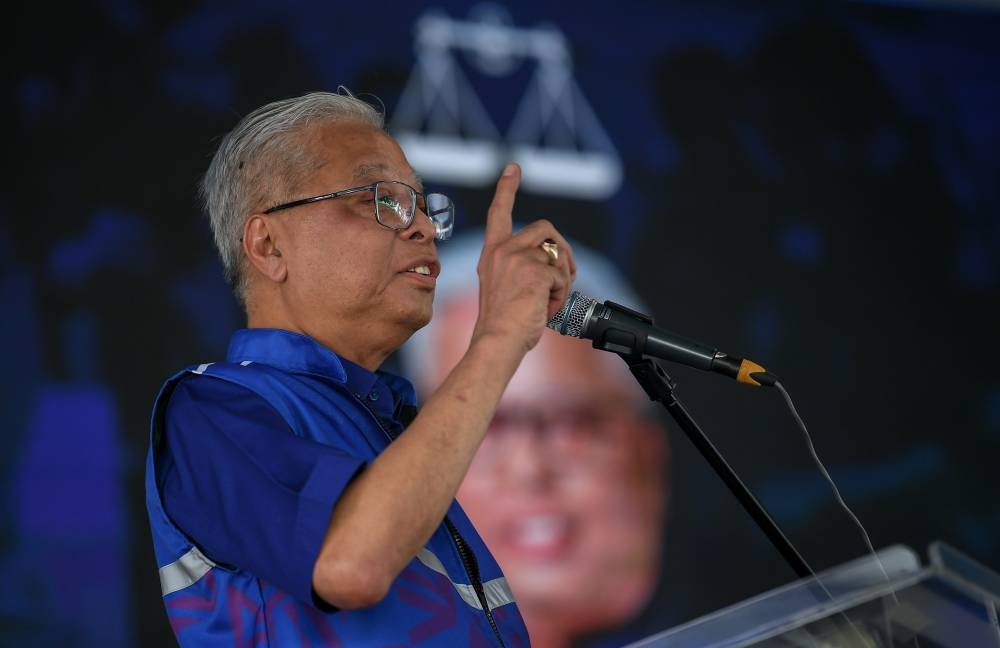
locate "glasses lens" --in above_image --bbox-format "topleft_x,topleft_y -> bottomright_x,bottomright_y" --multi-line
426,193 -> 454,240
375,182 -> 414,229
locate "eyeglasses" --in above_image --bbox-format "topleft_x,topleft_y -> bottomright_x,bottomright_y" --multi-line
471,401 -> 639,473
264,180 -> 455,241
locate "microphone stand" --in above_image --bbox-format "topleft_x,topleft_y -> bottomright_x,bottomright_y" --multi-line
619,353 -> 814,580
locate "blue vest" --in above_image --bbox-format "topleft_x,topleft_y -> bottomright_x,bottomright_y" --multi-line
145,348 -> 530,646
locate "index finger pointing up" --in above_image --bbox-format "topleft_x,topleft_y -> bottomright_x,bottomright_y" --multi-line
483,163 -> 520,247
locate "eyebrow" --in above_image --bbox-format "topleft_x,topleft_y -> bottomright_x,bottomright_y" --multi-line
353,163 -> 424,192
353,163 -> 389,180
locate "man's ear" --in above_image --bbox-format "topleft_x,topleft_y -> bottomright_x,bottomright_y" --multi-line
243,214 -> 287,284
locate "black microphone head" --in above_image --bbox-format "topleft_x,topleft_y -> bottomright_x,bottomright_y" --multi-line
546,291 -> 598,338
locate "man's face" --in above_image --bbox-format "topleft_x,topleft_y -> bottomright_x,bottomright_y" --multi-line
263,120 -> 438,344
427,296 -> 667,633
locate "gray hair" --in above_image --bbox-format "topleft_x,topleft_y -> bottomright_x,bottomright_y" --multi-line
200,90 -> 384,306
399,228 -> 649,390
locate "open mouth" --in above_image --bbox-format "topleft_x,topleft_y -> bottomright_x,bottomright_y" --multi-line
503,514 -> 576,558
406,265 -> 432,276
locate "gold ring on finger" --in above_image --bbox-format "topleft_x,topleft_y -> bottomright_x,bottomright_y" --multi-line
541,239 -> 559,265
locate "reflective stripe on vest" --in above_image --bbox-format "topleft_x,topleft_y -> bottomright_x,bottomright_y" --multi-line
158,542 -> 515,615
416,548 -> 515,611
159,545 -> 216,596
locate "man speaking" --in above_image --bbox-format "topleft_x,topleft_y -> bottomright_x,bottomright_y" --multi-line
145,91 -> 575,646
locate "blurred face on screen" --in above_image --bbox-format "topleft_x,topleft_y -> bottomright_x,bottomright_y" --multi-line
425,295 -> 668,643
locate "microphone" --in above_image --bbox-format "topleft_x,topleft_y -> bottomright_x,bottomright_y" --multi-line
546,291 -> 775,387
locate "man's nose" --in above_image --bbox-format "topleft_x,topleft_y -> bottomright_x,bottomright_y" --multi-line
399,208 -> 437,242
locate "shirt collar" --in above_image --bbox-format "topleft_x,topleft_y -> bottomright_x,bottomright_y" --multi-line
227,328 -> 349,382
225,328 -> 417,413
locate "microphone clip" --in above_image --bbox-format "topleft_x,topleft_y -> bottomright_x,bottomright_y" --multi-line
587,300 -> 654,357
620,354 -> 677,403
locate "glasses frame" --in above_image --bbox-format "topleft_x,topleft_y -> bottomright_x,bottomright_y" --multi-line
263,180 -> 453,240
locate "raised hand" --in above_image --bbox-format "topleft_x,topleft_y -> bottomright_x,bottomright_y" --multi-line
472,163 -> 577,356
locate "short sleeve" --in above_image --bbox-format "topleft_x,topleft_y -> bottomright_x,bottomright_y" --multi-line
157,374 -> 366,607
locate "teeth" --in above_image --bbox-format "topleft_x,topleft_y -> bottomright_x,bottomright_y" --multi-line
408,265 -> 431,276
514,516 -> 568,548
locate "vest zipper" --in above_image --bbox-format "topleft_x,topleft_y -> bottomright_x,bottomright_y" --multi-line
357,396 -> 507,647
444,517 -> 507,648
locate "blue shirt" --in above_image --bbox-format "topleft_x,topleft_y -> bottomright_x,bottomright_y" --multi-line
160,367 -> 385,607
146,328 -> 530,646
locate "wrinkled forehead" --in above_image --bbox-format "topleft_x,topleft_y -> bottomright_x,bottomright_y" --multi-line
504,336 -> 641,405
428,295 -> 642,404
305,120 -> 421,188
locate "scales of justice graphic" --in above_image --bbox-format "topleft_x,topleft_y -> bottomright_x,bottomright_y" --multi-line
390,5 -> 623,201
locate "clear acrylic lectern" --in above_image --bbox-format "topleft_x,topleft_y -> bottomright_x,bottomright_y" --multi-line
627,542 -> 1000,647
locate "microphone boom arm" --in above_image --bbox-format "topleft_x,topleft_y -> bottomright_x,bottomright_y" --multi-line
620,352 -> 814,580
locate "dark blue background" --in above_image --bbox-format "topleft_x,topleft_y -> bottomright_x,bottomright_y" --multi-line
4,1 -> 1000,645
